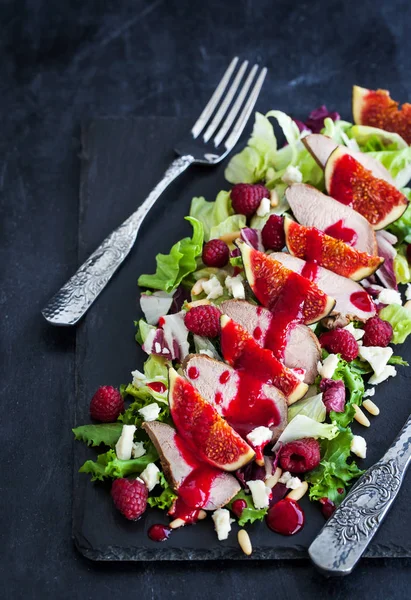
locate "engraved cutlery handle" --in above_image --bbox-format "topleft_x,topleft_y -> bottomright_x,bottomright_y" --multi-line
42,156 -> 194,326
309,414 -> 411,576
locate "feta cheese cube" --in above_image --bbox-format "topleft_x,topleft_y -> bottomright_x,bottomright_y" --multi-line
350,435 -> 367,459
246,426 -> 273,447
212,508 -> 233,540
138,402 -> 161,422
317,354 -> 339,379
278,471 -> 302,489
363,387 -> 375,398
139,462 -> 160,491
378,289 -> 402,306
202,276 -> 224,300
359,346 -> 393,377
225,274 -> 245,300
246,479 -> 271,509
278,471 -> 292,485
282,165 -> 303,185
131,369 -> 146,388
131,441 -> 146,459
343,322 -> 365,341
369,365 -> 397,385
115,424 -> 136,460
256,196 -> 271,217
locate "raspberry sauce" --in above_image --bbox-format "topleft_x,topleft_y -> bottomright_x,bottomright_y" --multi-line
325,220 -> 358,246
319,497 -> 336,520
301,261 -> 319,282
266,498 -> 304,535
148,524 -> 172,542
147,381 -> 167,394
188,366 -> 199,380
350,290 -> 375,312
253,326 -> 263,340
219,370 -> 230,384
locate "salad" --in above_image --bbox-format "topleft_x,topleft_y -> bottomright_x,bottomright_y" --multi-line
73,86 -> 411,554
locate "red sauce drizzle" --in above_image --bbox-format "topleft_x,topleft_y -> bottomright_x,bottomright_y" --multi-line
187,366 -> 199,380
324,220 -> 358,246
214,391 -> 223,405
147,381 -> 167,394
301,261 -> 319,282
148,524 -> 172,542
219,370 -> 230,384
253,326 -> 263,340
266,498 -> 305,536
350,290 -> 375,312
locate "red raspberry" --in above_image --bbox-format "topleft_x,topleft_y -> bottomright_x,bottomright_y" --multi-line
202,239 -> 229,267
231,183 -> 270,217
261,215 -> 285,251
363,316 -> 393,347
111,478 -> 148,520
319,328 -> 359,362
279,438 -> 321,473
184,305 -> 221,337
231,498 -> 247,518
90,386 -> 124,422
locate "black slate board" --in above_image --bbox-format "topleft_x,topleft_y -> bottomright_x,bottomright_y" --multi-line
73,116 -> 411,561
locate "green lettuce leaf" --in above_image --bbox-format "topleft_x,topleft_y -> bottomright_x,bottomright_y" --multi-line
72,423 -> 123,448
137,217 -> 203,292
305,428 -> 364,504
147,472 -> 177,510
209,214 -> 246,240
143,354 -> 169,381
79,443 -> 159,481
227,490 -> 268,526
189,191 -> 233,241
394,249 -> 411,284
287,392 -> 326,423
275,415 -> 338,448
379,304 -> 411,344
389,355 -> 409,366
321,117 -> 354,145
120,385 -> 170,426
387,193 -> 411,244
366,147 -> 411,187
330,356 -> 365,427
350,125 -> 408,151
135,319 -> 156,345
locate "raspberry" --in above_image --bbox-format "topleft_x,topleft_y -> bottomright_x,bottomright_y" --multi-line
202,239 -> 229,268
231,183 -> 270,217
279,438 -> 321,473
231,498 -> 247,518
261,215 -> 285,251
90,386 -> 124,422
111,478 -> 148,520
319,328 -> 359,362
184,305 -> 221,338
363,316 -> 393,347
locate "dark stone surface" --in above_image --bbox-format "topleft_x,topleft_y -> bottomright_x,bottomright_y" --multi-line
2,0 -> 411,598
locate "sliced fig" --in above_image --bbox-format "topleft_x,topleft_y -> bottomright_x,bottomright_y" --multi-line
238,239 -> 335,324
352,85 -> 411,145
271,252 -> 376,324
286,183 -> 377,255
183,353 -> 288,441
284,216 -> 383,281
168,368 -> 255,471
220,315 -> 308,404
302,133 -> 395,184
220,299 -> 320,384
324,146 -> 409,230
143,421 -> 241,509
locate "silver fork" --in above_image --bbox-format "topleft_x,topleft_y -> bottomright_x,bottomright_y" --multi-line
42,57 -> 267,326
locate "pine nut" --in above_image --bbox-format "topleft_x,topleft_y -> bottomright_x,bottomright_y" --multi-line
286,481 -> 308,501
219,230 -> 241,243
186,299 -> 210,309
270,189 -> 279,207
238,529 -> 252,556
265,467 -> 282,489
169,518 -> 185,529
192,278 -> 207,296
362,399 -> 380,416
197,510 -> 207,520
353,404 -> 370,427
255,457 -> 265,467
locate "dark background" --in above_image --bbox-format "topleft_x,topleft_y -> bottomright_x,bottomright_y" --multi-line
2,0 -> 411,598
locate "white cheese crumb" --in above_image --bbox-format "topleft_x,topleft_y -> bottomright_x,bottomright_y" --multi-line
115,425 -> 136,460
369,365 -> 397,385
154,342 -> 162,353
247,479 -> 271,509
202,276 -> 224,300
359,346 -> 393,377
131,441 -> 146,459
225,274 -> 245,300
406,284 -> 411,301
343,322 -> 365,341
317,354 -> 339,379
363,388 -> 375,398
138,402 -> 161,422
131,369 -> 146,388
378,288 -> 402,306
139,462 -> 160,491
282,165 -> 303,185
246,426 -> 273,447
212,508 -> 233,540
199,349 -> 215,358
256,196 -> 271,217
278,471 -> 302,489
350,435 -> 367,459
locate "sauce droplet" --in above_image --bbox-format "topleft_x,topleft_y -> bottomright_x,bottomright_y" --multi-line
324,220 -> 358,246
219,370 -> 230,384
214,391 -> 223,405
231,498 -> 247,518
147,381 -> 167,394
350,291 -> 374,312
253,326 -> 263,340
319,497 -> 336,520
266,498 -> 304,536
148,524 -> 172,542
188,366 -> 199,380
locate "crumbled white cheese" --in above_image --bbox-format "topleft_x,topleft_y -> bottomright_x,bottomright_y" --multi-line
202,276 -> 224,300
199,349 -> 215,358
154,342 -> 162,353
131,441 -> 146,459
363,387 -> 375,398
406,284 -> 411,301
378,288 -> 402,306
369,365 -> 397,385
131,369 -> 146,388
247,480 -> 271,509
278,471 -> 302,489
278,471 -> 292,485
212,508 -> 233,540
115,424 -> 136,460
256,196 -> 271,217
139,462 -> 160,491
138,402 -> 161,422
343,322 -> 365,341
350,435 -> 367,459
317,354 -> 339,379
246,426 -> 273,447
282,165 -> 303,185
359,346 -> 393,377
225,274 -> 245,300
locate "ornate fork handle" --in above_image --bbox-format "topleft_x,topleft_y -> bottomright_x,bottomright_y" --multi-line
42,155 -> 194,326
309,414 -> 411,575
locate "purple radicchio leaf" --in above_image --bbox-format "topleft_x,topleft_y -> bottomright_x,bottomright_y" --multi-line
269,482 -> 288,507
240,228 -> 265,251
230,247 -> 241,258
235,460 -> 266,488
305,105 -> 340,133
293,119 -> 312,134
375,231 -> 398,290
169,285 -> 191,314
320,378 -> 346,413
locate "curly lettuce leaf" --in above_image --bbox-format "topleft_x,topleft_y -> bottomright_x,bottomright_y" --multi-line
147,472 -> 177,510
350,125 -> 408,152
79,444 -> 159,481
366,147 -> 411,188
387,193 -> 411,244
330,356 -> 365,427
189,191 -> 233,241
143,354 -> 169,382
379,304 -> 411,344
72,423 -> 123,448
120,386 -> 171,426
274,415 -> 338,449
227,490 -> 268,526
137,217 -> 203,292
209,214 -> 246,241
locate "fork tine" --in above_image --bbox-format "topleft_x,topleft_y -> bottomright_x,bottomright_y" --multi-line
224,67 -> 267,150
202,60 -> 249,143
191,57 -> 239,139
213,64 -> 258,147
